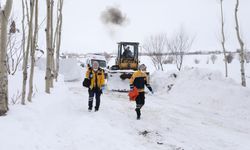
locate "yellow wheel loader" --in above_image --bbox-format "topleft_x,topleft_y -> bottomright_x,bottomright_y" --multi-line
107,42 -> 148,92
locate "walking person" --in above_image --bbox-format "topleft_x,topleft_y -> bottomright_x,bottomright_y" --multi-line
85,61 -> 105,112
129,64 -> 154,120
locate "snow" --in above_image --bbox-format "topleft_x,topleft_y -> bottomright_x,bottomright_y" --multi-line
58,58 -> 83,81
107,71 -> 131,91
37,58 -> 83,82
1,61 -> 250,150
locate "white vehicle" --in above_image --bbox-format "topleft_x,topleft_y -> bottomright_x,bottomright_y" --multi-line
83,54 -> 108,78
85,54 -> 107,69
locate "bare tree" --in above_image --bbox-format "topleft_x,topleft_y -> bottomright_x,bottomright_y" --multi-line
219,0 -> 228,77
21,0 -> 35,105
168,28 -> 193,71
45,0 -> 53,93
27,0 -> 39,102
55,0 -> 63,81
50,0 -> 55,88
235,0 -> 246,87
143,33 -> 168,71
6,20 -> 23,75
0,0 -> 13,116
21,0 -> 26,70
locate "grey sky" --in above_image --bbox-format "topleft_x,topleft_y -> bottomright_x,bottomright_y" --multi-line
11,0 -> 250,53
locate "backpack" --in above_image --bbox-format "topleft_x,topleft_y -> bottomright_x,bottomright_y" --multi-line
82,78 -> 91,88
82,68 -> 93,88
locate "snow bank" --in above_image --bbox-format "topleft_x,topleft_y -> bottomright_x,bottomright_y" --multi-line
152,67 -> 250,120
8,68 -> 65,104
150,70 -> 178,93
176,68 -> 249,115
59,58 -> 83,81
37,58 -> 83,82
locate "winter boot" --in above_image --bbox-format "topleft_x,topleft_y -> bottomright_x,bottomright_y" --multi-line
95,107 -> 99,112
135,108 -> 141,120
88,107 -> 92,112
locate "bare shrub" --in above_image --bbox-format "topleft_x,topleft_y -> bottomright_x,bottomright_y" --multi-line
244,51 -> 250,63
226,53 -> 234,63
143,33 -> 168,71
164,56 -> 174,64
211,54 -> 217,64
194,58 -> 200,64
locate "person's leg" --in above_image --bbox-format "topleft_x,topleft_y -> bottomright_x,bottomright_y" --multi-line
88,88 -> 94,111
94,88 -> 101,111
135,92 -> 145,119
141,92 -> 145,107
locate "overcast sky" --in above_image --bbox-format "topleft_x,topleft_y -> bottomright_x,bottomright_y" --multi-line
10,0 -> 250,53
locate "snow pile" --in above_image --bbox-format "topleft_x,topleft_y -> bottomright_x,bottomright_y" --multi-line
37,58 -> 83,82
36,57 -> 46,71
8,68 -> 65,103
152,67 -> 250,122
150,67 -> 250,122
150,70 -> 178,93
59,58 -> 83,81
172,68 -> 250,118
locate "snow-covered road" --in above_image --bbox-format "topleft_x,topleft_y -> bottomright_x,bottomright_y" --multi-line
63,80 -> 250,150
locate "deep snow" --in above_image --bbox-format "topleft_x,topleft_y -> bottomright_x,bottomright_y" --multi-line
1,64 -> 250,150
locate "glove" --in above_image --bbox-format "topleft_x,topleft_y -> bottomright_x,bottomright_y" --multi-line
150,90 -> 154,94
101,86 -> 105,92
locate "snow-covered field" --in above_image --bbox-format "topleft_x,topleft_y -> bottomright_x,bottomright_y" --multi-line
1,54 -> 250,150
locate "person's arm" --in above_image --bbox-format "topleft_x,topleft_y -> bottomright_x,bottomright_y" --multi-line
145,75 -> 153,93
100,70 -> 105,86
129,73 -> 136,90
85,69 -> 90,78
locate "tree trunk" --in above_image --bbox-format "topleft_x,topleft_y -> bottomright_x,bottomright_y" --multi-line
21,0 -> 35,104
45,0 -> 52,93
220,0 -> 228,77
50,0 -> 55,88
21,0 -> 26,70
235,0 -> 246,87
0,0 -> 13,116
27,0 -> 39,102
55,0 -> 64,81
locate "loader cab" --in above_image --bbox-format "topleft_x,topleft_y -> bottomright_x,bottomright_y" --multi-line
115,42 -> 139,70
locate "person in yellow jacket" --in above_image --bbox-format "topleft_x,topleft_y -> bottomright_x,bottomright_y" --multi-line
130,64 -> 153,120
85,61 -> 105,112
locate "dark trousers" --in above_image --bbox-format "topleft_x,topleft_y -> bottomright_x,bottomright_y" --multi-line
135,92 -> 145,118
88,88 -> 102,110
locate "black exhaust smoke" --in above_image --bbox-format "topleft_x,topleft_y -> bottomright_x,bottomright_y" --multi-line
100,6 -> 128,26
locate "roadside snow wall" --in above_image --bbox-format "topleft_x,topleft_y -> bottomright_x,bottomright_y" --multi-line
150,67 -> 250,121
37,58 -> 82,82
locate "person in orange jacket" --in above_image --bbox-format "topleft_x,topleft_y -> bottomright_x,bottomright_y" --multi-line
130,64 -> 153,120
85,61 -> 105,112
